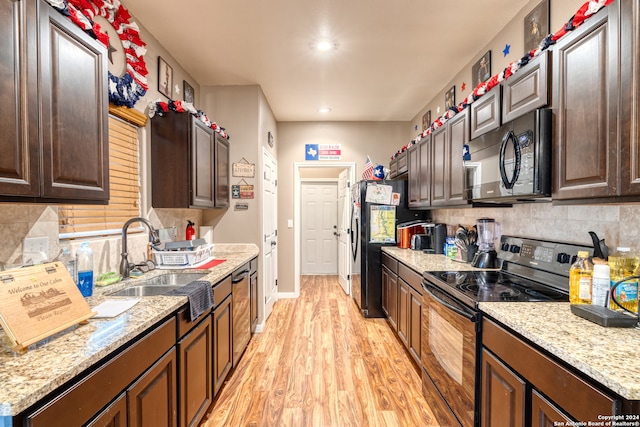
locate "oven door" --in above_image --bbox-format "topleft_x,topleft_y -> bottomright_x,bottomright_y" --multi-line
421,281 -> 480,427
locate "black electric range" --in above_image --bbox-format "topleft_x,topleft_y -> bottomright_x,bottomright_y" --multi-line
419,235 -> 595,427
422,235 -> 595,309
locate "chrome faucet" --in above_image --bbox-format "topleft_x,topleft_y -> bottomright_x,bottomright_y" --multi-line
120,217 -> 161,279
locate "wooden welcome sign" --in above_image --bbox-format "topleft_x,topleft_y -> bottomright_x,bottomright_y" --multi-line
0,262 -> 95,352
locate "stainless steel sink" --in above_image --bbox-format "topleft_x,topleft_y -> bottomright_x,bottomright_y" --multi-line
138,272 -> 207,286
109,272 -> 208,297
110,285 -> 185,297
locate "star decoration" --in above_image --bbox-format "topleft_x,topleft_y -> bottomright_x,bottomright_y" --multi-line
437,106 -> 441,114
503,44 -> 511,56
107,39 -> 117,64
175,85 -> 181,95
461,82 -> 466,91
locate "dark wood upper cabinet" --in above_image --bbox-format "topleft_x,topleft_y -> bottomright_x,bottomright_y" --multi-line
433,109 -> 469,207
502,50 -> 550,122
0,0 -> 108,203
552,4 -> 620,200
407,143 -> 421,206
619,0 -> 640,196
152,113 -> 229,209
471,85 -> 501,139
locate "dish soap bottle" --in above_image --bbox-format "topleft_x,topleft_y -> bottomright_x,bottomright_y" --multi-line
608,247 -> 639,313
76,242 -> 94,297
569,251 -> 593,304
591,262 -> 610,307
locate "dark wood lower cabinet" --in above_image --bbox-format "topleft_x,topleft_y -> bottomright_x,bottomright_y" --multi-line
408,285 -> 422,366
481,348 -> 526,427
127,348 -> 178,427
531,390 -> 572,427
86,393 -> 127,427
178,316 -> 213,427
397,279 -> 410,346
213,294 -> 233,396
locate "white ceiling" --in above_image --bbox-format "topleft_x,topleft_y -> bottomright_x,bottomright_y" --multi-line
122,0 -> 531,122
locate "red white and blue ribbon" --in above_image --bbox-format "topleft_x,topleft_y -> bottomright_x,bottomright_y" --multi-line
45,0 -> 148,108
393,0 -> 616,159
148,99 -> 230,140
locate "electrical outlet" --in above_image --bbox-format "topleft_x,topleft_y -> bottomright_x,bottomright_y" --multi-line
23,236 -> 50,264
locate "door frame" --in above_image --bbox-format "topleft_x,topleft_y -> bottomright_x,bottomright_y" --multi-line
291,162 -> 356,298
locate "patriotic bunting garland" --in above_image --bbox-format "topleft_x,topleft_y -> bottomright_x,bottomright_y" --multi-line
148,100 -> 230,140
392,0 -> 616,160
44,0 -> 148,108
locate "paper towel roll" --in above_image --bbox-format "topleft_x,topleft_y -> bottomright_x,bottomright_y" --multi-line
200,226 -> 213,244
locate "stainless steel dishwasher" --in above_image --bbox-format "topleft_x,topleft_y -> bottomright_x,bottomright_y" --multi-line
232,263 -> 251,367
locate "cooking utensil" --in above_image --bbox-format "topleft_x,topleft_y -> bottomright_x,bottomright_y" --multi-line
588,231 -> 609,260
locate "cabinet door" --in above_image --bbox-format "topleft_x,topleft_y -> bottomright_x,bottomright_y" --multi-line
431,126 -> 447,205
503,50 -> 550,122
418,137 -> 431,206
620,0 -> 640,195
213,295 -> 233,396
191,119 -> 215,208
250,271 -> 258,333
397,279 -> 410,347
214,134 -> 230,207
408,285 -> 422,367
481,349 -> 526,427
447,110 -> 469,205
396,150 -> 408,175
178,317 -> 213,427
39,4 -> 109,201
382,265 -> 398,331
407,144 -> 420,206
128,348 -> 178,427
471,86 -> 501,139
552,6 -> 619,200
86,393 -> 127,427
0,0 -> 39,197
531,389 -> 572,427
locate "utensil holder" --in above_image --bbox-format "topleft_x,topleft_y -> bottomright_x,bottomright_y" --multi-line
460,244 -> 478,263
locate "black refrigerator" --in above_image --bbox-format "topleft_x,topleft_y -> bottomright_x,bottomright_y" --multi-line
350,180 -> 430,317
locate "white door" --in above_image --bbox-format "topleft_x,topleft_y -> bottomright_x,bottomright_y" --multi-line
301,182 -> 338,274
337,169 -> 351,294
262,148 -> 278,322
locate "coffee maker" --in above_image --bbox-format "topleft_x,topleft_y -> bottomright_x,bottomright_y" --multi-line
471,218 -> 499,268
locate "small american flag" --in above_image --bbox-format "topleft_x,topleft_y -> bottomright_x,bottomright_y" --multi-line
362,156 -> 374,180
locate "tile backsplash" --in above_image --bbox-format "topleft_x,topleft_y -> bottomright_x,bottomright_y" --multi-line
0,205 -> 203,274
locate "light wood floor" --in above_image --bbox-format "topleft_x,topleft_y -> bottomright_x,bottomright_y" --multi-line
203,275 -> 438,427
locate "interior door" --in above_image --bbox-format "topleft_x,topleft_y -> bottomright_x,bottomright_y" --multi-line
262,148 -> 278,322
337,169 -> 351,294
301,181 -> 338,274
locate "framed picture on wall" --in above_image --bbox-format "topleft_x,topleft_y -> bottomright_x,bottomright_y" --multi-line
183,80 -> 194,104
524,0 -> 550,53
472,51 -> 491,89
421,110 -> 431,131
158,56 -> 173,99
444,86 -> 455,110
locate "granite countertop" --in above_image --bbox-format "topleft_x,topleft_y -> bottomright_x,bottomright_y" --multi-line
382,246 -> 485,273
0,243 -> 258,417
479,302 -> 640,401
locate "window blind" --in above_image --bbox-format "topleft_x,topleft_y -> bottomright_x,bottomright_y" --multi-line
59,115 -> 141,236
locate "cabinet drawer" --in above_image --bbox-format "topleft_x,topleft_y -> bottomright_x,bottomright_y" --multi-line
213,275 -> 232,307
398,262 -> 421,293
250,257 -> 258,274
382,252 -> 398,274
483,318 -> 620,421
27,316 -> 176,426
176,303 -> 212,340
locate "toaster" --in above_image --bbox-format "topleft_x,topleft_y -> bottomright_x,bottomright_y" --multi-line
410,234 -> 431,250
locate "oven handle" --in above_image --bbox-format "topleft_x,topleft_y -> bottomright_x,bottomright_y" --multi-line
422,282 -> 478,322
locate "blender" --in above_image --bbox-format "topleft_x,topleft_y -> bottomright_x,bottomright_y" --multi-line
471,218 -> 499,268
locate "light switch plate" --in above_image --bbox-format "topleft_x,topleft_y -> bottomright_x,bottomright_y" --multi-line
23,236 -> 50,264
287,219 -> 293,228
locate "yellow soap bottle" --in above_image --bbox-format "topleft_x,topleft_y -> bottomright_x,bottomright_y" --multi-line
569,251 -> 593,304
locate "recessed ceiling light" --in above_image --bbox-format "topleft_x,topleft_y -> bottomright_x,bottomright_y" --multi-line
318,107 -> 332,113
315,40 -> 335,51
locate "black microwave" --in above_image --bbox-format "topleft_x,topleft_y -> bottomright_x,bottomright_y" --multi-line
463,108 -> 552,203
